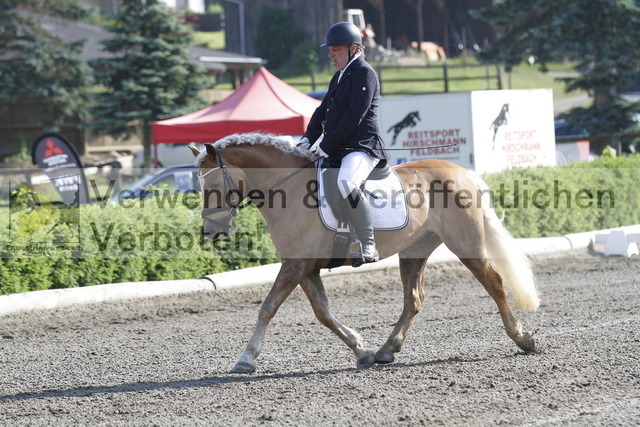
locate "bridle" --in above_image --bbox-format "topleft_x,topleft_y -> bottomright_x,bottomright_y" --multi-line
197,145 -> 319,237
198,147 -> 252,236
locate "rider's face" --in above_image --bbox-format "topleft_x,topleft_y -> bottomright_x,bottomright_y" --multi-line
328,45 -> 354,71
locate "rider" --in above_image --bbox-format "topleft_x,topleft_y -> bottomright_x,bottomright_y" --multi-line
297,21 -> 389,266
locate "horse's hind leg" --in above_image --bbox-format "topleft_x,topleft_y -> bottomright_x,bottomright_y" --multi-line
374,235 -> 441,364
299,271 -> 374,369
457,255 -> 535,352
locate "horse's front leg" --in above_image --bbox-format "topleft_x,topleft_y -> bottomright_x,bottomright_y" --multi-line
299,272 -> 374,369
231,260 -> 313,374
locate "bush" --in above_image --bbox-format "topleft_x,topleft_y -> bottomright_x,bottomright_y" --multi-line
0,194 -> 277,295
483,154 -> 640,238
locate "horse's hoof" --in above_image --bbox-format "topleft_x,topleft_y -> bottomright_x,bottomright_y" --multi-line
356,353 -> 375,369
374,350 -> 395,364
230,361 -> 256,374
517,332 -> 536,352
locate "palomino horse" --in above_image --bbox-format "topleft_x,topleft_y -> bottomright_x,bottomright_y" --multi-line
190,133 -> 539,374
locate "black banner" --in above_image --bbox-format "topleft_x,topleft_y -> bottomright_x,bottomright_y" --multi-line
31,133 -> 89,205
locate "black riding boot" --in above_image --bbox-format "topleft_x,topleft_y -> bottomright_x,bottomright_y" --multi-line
346,188 -> 379,267
321,167 -> 347,224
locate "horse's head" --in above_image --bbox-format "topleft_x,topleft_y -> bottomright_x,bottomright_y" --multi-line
190,144 -> 245,241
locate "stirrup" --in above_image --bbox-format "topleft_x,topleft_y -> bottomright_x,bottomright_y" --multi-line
351,240 -> 379,268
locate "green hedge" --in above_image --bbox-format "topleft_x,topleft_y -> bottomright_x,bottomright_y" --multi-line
0,195 -> 277,295
483,154 -> 640,238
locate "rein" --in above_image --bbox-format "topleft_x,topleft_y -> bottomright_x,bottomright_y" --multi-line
339,143 -> 458,152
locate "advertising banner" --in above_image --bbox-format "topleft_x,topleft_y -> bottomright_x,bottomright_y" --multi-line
470,89 -> 556,174
380,92 -> 474,168
31,133 -> 89,205
379,89 -> 556,174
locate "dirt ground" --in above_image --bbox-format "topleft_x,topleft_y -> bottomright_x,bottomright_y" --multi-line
0,249 -> 639,426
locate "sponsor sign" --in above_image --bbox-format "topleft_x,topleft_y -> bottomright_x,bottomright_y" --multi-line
379,89 -> 555,174
31,133 -> 89,205
381,92 -> 474,168
470,89 -> 556,174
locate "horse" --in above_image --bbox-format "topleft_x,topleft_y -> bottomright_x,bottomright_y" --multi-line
190,133 -> 539,374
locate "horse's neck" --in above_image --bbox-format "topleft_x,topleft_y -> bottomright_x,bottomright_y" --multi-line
225,145 -> 311,196
225,144 -> 304,169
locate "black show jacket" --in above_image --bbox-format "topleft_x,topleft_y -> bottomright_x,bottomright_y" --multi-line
303,56 -> 389,164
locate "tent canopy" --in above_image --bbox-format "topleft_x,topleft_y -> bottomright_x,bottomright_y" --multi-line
152,67 -> 321,144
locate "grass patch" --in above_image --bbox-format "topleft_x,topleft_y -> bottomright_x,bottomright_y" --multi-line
194,31 -> 225,51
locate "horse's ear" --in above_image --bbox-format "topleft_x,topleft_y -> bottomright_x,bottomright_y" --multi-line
188,145 -> 201,157
205,143 -> 216,157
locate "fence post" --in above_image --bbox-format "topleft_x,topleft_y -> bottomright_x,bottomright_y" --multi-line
484,64 -> 489,89
496,65 -> 503,90
613,133 -> 622,155
378,66 -> 384,96
443,62 -> 449,92
310,67 -> 317,92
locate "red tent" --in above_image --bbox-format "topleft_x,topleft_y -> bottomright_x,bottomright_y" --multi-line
152,67 -> 321,144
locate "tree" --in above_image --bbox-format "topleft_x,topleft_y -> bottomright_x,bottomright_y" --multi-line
254,7 -> 307,72
473,0 -> 640,152
0,0 -> 94,131
91,0 -> 212,166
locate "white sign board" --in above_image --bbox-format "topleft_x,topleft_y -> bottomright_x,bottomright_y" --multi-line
379,89 -> 556,174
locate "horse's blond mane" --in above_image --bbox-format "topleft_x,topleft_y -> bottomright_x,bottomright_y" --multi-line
225,133 -> 316,157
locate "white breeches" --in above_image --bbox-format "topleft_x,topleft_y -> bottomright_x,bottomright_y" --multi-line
336,151 -> 380,199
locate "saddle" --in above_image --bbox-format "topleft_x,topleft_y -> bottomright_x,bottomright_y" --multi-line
316,161 -> 408,268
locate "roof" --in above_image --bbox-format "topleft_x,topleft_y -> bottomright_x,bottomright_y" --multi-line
152,67 -> 321,144
20,10 -> 264,73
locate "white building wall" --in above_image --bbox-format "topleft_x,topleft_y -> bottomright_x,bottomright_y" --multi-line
159,0 -> 205,13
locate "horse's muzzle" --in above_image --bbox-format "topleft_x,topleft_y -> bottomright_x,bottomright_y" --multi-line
201,207 -> 236,241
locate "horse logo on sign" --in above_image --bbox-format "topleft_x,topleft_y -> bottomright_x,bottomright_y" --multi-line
387,111 -> 421,145
489,103 -> 510,150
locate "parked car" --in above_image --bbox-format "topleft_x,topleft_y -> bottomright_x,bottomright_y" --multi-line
112,164 -> 198,201
554,118 -> 588,139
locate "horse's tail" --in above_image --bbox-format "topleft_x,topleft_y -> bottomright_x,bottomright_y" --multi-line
475,175 -> 540,311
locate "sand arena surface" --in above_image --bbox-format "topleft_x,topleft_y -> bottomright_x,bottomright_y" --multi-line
1,249 -> 638,425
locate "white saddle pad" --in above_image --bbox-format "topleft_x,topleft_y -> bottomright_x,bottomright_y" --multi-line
317,166 -> 409,231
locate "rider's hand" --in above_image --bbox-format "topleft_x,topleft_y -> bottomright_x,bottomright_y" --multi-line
296,137 -> 311,150
311,143 -> 329,158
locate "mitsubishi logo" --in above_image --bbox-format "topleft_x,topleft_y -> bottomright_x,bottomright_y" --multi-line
44,139 -> 63,157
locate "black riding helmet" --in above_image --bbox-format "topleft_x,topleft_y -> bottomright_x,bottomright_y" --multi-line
321,22 -> 362,47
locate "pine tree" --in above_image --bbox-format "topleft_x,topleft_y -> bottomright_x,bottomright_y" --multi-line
0,0 -> 94,131
473,0 -> 640,150
91,0 -> 212,166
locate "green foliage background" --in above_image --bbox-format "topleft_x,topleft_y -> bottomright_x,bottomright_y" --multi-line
0,0 -> 94,131
253,7 -> 317,75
